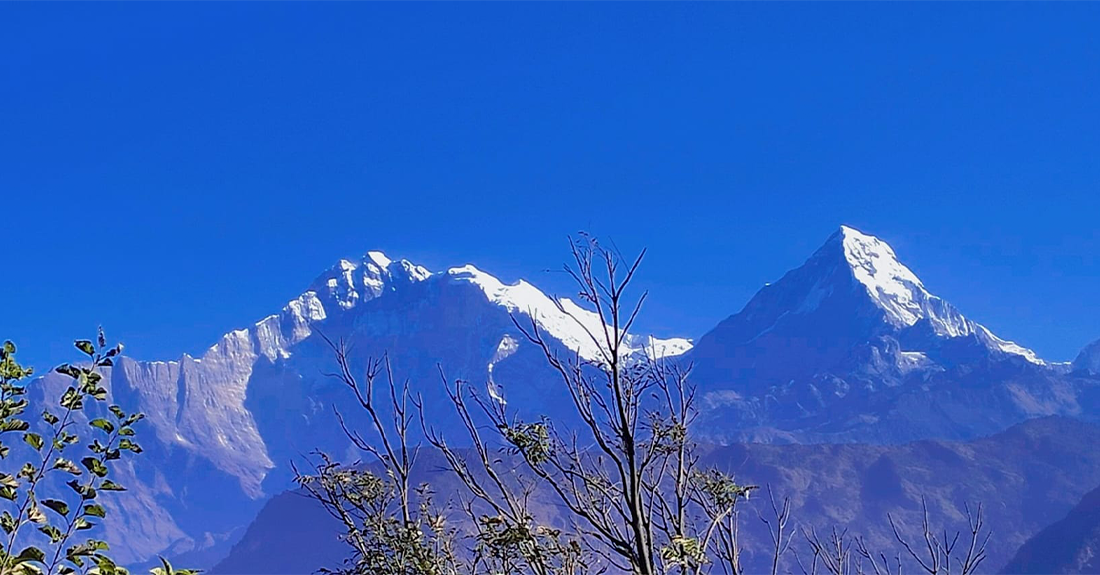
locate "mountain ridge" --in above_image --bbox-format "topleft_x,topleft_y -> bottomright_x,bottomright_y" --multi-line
12,226 -> 1099,567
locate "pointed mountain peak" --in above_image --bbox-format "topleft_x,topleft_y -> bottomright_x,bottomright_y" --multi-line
310,251 -> 431,311
365,250 -> 393,269
822,226 -> 928,327
699,225 -> 1043,365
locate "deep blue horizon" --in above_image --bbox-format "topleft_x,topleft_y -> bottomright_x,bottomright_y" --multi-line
3,3 -> 1099,370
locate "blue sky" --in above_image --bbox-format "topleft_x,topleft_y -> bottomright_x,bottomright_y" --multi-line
2,3 -> 1098,370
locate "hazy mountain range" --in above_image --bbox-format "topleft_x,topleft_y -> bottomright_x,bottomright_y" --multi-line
17,226 -> 1100,569
211,416 -> 1100,575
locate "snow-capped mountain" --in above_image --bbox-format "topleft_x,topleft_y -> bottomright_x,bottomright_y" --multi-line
62,252 -> 689,565
19,229 -> 1099,567
687,226 -> 1096,443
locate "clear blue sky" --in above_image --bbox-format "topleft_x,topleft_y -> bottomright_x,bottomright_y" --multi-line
2,3 -> 1098,370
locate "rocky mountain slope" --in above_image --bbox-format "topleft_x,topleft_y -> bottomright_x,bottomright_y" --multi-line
1075,338 -> 1100,376
1000,479 -> 1100,574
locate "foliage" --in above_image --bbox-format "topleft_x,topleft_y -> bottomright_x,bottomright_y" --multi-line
0,331 -> 194,575
149,557 -> 199,575
470,514 -> 586,575
296,454 -> 457,575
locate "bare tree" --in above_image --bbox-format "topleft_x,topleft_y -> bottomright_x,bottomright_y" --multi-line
689,468 -> 756,575
758,486 -> 794,575
448,236 -> 773,575
802,526 -> 855,575
466,235 -> 717,575
886,498 -> 990,575
422,373 -> 590,575
293,336 -> 458,575
795,498 -> 991,575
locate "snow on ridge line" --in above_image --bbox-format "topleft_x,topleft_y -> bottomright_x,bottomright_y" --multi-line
446,264 -> 692,361
172,255 -> 690,369
366,250 -> 393,269
835,226 -> 1044,365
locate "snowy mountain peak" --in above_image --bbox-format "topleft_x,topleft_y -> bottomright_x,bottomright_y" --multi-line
837,226 -> 924,291
703,226 -> 1043,367
366,250 -> 393,269
310,251 -> 430,311
826,226 -> 1042,363
827,225 -> 928,327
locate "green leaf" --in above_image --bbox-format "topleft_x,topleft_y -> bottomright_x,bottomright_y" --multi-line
1,510 -> 15,534
83,503 -> 106,518
99,479 -> 125,492
74,517 -> 94,530
67,479 -> 97,499
0,486 -> 16,501
82,457 -> 108,478
14,545 -> 46,564
60,387 -> 83,410
27,501 -> 47,524
109,405 -> 126,420
155,557 -> 175,575
23,432 -> 44,451
2,341 -> 14,355
92,551 -> 122,575
53,458 -> 83,475
38,524 -> 64,543
42,410 -> 59,425
54,364 -> 79,378
119,439 -> 142,453
65,539 -> 108,563
75,340 -> 96,357
97,327 -> 106,349
42,499 -> 70,517
0,418 -> 29,432
61,431 -> 80,446
89,418 -> 114,434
